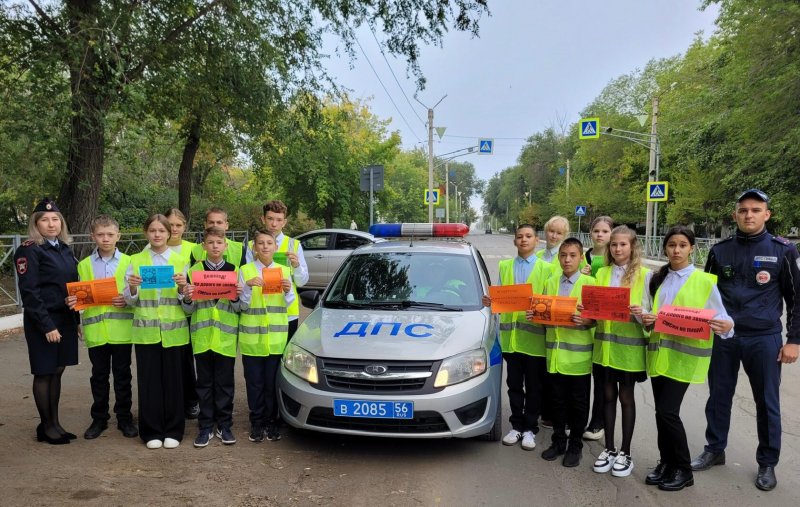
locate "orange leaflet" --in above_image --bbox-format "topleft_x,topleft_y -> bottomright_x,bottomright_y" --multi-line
654,304 -> 716,340
580,286 -> 631,322
530,295 -> 578,326
488,283 -> 532,313
261,267 -> 284,294
66,277 -> 120,310
191,271 -> 238,301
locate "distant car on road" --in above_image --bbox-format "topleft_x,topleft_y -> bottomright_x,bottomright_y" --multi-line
296,229 -> 384,289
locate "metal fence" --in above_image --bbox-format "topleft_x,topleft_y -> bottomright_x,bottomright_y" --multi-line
0,230 -> 249,309
573,233 -> 717,266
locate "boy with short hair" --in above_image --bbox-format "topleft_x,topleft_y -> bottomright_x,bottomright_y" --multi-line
74,216 -> 138,440
183,227 -> 243,447
190,207 -> 248,268
533,237 -> 596,467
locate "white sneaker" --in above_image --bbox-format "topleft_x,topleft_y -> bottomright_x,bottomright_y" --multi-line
521,431 -> 536,450
582,427 -> 604,441
146,439 -> 163,449
502,429 -> 522,446
163,437 -> 180,449
611,452 -> 634,477
593,448 -> 617,473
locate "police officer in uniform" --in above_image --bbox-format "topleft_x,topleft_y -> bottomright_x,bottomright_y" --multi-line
691,189 -> 800,491
13,198 -> 80,445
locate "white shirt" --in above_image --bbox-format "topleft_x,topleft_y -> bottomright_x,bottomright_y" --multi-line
558,271 -> 582,297
90,248 -> 122,279
541,246 -> 559,263
245,232 -> 309,288
123,248 -> 187,305
238,259 -> 295,311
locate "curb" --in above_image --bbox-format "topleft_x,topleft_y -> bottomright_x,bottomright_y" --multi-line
0,313 -> 23,332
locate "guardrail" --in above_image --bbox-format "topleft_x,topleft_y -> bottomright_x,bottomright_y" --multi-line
0,231 -> 249,309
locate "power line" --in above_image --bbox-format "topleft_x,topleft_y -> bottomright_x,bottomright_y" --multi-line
443,134 -> 529,140
354,37 -> 422,143
368,27 -> 426,127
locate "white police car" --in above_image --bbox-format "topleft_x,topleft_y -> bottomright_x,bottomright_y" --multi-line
278,223 -> 503,440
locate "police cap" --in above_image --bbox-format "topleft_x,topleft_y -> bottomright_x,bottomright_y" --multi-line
33,197 -> 60,213
737,188 -> 769,204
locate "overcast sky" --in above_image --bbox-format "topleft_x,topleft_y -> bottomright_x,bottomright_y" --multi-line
322,0 -> 720,211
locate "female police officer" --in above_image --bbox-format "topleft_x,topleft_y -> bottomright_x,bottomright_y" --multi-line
13,198 -> 80,444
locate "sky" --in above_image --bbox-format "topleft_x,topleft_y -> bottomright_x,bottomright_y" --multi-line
321,0 -> 721,212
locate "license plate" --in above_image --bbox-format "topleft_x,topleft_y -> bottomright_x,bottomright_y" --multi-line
333,399 -> 414,419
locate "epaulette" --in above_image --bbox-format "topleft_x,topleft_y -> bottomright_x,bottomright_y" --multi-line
21,240 -> 35,247
772,236 -> 792,246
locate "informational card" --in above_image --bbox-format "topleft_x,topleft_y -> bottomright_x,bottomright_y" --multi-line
654,305 -> 716,340
261,267 -> 284,294
529,295 -> 578,326
139,265 -> 175,289
273,252 -> 289,267
66,277 -> 119,310
581,286 -> 631,322
191,271 -> 238,300
488,284 -> 532,313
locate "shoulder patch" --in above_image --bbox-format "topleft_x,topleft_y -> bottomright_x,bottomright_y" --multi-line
16,257 -> 28,275
21,240 -> 35,247
772,236 -> 792,246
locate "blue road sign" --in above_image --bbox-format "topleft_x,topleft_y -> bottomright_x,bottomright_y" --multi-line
647,182 -> 668,202
478,138 -> 494,154
424,189 -> 440,205
559,167 -> 566,176
575,205 -> 587,216
579,118 -> 600,140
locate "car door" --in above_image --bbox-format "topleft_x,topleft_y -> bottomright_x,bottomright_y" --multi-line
326,233 -> 373,285
299,232 -> 334,289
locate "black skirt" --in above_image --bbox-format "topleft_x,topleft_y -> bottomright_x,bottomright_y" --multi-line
605,365 -> 647,385
24,309 -> 79,375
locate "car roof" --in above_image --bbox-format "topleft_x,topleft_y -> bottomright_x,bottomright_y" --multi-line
353,238 -> 474,255
296,229 -> 376,238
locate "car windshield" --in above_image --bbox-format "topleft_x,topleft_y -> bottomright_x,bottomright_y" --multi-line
324,251 -> 483,311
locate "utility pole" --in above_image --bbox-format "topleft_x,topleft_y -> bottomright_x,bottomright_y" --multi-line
645,96 -> 658,240
445,161 -> 450,223
415,95 -> 446,222
566,158 -> 571,197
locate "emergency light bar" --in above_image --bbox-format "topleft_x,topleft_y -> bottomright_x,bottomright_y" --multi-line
369,223 -> 469,238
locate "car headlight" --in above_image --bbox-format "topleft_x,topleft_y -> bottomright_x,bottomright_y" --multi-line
283,342 -> 319,384
434,349 -> 487,387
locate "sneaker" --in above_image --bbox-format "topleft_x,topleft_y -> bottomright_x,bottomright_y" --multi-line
502,429 -> 522,446
593,448 -> 618,473
582,427 -> 604,441
216,426 -> 237,445
146,439 -> 163,449
186,403 -> 200,420
266,424 -> 281,441
563,447 -> 582,468
611,452 -> 634,477
521,431 -> 536,451
164,437 -> 180,449
541,443 -> 566,461
194,428 -> 213,448
248,425 -> 265,443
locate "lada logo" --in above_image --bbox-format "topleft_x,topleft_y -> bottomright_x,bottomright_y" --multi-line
364,364 -> 388,375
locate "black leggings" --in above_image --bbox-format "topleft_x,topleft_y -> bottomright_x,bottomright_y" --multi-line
33,366 -> 66,439
604,379 -> 636,455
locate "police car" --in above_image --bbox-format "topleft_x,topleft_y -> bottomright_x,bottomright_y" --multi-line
278,223 -> 503,440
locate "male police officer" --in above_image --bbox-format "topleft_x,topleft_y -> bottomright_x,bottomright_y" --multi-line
691,189 -> 800,491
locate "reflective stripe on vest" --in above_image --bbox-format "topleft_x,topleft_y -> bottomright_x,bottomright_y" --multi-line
186,263 -> 240,357
648,270 -> 717,383
498,258 -> 553,357
238,262 -> 290,356
592,266 -> 649,372
77,255 -> 134,347
129,251 -> 190,347
544,274 -> 595,375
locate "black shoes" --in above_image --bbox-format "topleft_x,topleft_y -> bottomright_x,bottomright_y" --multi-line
562,448 -> 581,468
690,450 -> 725,471
755,465 -> 777,491
186,403 -> 200,420
84,419 -> 108,440
645,462 -> 670,485
37,423 -> 70,445
658,467 -> 694,491
117,420 -> 139,438
541,443 -> 566,461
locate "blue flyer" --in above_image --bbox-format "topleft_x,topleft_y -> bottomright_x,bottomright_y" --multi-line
140,265 -> 175,289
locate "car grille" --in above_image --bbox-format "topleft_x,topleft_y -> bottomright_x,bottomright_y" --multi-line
319,358 -> 440,394
306,408 -> 449,434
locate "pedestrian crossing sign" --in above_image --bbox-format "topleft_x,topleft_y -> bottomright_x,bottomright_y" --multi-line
579,118 -> 600,139
647,181 -> 668,202
478,138 -> 494,154
575,205 -> 587,216
424,189 -> 440,205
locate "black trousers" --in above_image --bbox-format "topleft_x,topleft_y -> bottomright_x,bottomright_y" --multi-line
88,343 -> 133,423
242,355 -> 281,426
651,375 -> 690,471
135,344 -> 185,442
179,342 -> 198,409
195,350 -> 235,431
504,352 -> 545,433
587,363 -> 607,430
288,318 -> 299,339
549,372 -> 591,450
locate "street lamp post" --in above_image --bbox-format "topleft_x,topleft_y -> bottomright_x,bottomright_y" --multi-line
436,146 -> 476,223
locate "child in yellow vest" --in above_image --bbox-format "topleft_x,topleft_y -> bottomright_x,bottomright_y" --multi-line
182,227 -> 243,447
67,215 -> 138,440
190,207 -> 248,268
238,227 -> 293,443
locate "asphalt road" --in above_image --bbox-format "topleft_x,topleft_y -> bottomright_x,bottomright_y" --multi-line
0,231 -> 797,506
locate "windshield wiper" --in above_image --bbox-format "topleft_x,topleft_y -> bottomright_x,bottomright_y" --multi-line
398,300 -> 463,311
324,300 -> 373,309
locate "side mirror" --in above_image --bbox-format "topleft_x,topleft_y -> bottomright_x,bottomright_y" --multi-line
300,290 -> 321,309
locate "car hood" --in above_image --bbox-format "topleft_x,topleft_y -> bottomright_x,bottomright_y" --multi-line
291,308 -> 489,361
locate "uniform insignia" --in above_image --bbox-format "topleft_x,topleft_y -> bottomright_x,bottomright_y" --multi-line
22,240 -> 34,247
754,256 -> 778,263
16,257 -> 28,275
45,203 -> 52,210
772,236 -> 791,246
756,270 -> 771,285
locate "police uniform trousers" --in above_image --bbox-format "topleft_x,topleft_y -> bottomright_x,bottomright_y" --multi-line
135,343 -> 185,442
24,309 -> 79,375
504,352 -> 545,433
242,355 -> 281,426
704,332 -> 782,466
651,376 -> 691,471
88,343 -> 133,424
549,372 -> 591,450
194,350 -> 235,430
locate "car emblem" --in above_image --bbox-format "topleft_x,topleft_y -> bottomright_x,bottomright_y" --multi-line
364,364 -> 388,375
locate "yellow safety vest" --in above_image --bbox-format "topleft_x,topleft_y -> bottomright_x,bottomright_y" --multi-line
536,248 -> 588,278
498,258 -> 553,356
648,270 -> 717,384
187,263 -> 239,357
249,236 -> 301,319
128,251 -> 189,347
544,274 -> 596,375
77,255 -> 134,347
593,266 -> 649,372
192,238 -> 244,267
238,262 -> 290,356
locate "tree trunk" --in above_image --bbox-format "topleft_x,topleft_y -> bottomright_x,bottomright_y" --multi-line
178,116 -> 202,219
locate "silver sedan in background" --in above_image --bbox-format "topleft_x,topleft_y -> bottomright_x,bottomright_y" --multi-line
296,229 -> 385,289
